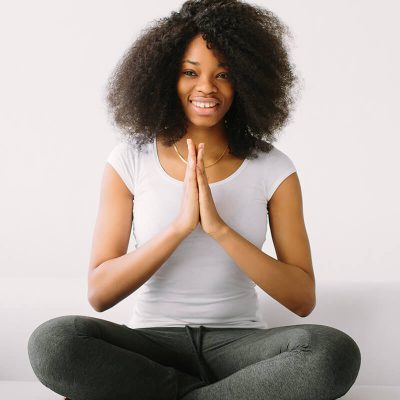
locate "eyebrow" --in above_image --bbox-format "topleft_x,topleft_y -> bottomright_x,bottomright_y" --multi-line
182,59 -> 228,67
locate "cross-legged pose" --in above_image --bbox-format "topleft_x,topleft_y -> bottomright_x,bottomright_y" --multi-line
28,1 -> 361,399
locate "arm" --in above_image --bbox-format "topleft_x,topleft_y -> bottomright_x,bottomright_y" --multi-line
88,163 -> 187,312
211,172 -> 316,317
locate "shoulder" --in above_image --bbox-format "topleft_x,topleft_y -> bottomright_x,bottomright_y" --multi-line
255,143 -> 297,202
108,139 -> 137,158
260,143 -> 295,166
106,139 -> 140,196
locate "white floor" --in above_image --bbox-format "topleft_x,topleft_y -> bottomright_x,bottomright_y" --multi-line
1,381 -> 400,399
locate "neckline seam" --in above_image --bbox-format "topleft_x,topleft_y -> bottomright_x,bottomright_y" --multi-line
152,138 -> 249,186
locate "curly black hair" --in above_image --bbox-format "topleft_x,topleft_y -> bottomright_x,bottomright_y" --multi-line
105,0 -> 300,159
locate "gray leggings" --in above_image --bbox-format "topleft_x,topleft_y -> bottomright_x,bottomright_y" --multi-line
27,315 -> 361,400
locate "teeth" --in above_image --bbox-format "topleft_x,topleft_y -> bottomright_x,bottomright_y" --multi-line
192,101 -> 218,108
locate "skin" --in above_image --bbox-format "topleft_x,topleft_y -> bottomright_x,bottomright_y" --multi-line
175,33 -> 235,162
161,33 -> 240,235
157,33 -> 245,235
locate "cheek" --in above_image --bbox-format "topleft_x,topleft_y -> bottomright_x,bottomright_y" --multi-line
224,89 -> 235,108
177,79 -> 189,98
221,83 -> 234,98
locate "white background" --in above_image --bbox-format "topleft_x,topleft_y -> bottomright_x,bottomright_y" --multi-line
0,0 -> 399,385
1,0 -> 399,284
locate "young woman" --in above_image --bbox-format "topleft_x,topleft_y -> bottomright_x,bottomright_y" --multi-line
28,1 -> 361,399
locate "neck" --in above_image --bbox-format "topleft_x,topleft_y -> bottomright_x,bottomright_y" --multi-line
177,122 -> 229,160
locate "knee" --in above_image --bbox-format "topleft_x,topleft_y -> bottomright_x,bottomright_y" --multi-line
27,315 -> 79,383
332,328 -> 361,388
313,325 -> 361,396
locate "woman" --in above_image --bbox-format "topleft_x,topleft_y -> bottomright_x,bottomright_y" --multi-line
28,1 -> 361,399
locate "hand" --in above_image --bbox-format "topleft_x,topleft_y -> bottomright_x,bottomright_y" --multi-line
196,143 -> 227,238
172,138 -> 200,236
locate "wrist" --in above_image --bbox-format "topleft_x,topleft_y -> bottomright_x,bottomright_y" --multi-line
208,223 -> 229,241
170,221 -> 192,239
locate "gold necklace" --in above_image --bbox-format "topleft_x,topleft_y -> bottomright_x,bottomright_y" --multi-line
173,142 -> 229,168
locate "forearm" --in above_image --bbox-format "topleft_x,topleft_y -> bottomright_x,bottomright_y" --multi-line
88,223 -> 188,312
211,225 -> 315,317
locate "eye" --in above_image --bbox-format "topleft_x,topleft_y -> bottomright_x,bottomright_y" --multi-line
218,72 -> 230,80
182,70 -> 230,79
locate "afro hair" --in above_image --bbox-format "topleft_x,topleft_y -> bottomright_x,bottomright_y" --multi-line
105,0 -> 300,159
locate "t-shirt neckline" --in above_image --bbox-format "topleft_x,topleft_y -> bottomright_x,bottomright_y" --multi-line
152,137 -> 249,187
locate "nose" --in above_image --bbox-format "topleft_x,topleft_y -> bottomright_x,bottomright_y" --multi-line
196,75 -> 217,93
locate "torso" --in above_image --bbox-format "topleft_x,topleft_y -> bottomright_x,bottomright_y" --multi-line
156,138 -> 246,184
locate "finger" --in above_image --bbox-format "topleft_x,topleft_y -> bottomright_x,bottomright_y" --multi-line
196,143 -> 202,167
187,139 -> 198,187
196,165 -> 204,190
185,139 -> 191,181
196,162 -> 202,177
196,145 -> 203,175
197,144 -> 208,183
197,164 -> 208,187
186,139 -> 193,170
186,140 -> 194,185
196,153 -> 206,185
188,139 -> 197,168
199,144 -> 205,173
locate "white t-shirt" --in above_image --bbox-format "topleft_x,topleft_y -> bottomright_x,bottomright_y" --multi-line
106,137 -> 297,329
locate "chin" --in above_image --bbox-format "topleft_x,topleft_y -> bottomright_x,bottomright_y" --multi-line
188,119 -> 222,129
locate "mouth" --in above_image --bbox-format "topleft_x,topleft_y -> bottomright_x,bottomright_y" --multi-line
189,100 -> 220,115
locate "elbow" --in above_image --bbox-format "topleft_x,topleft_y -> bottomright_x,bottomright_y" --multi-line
88,294 -> 104,313
297,276 -> 316,317
88,286 -> 116,313
87,286 -> 106,313
296,293 -> 316,318
89,298 -> 105,313
87,268 -> 108,312
296,303 -> 315,317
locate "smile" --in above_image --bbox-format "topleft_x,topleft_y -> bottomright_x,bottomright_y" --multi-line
189,100 -> 220,115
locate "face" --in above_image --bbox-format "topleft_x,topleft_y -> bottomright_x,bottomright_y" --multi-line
177,34 -> 235,130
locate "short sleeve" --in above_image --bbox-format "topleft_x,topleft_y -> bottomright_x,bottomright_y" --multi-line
106,142 -> 135,196
265,146 -> 297,202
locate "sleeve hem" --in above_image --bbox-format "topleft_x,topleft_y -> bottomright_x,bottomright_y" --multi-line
266,169 -> 296,202
106,160 -> 135,196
